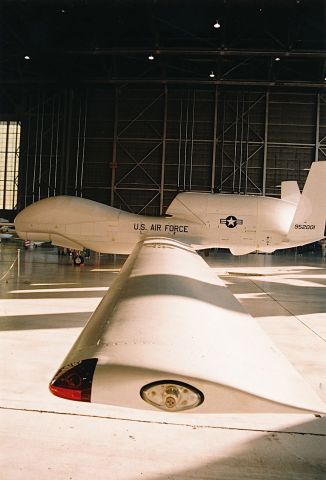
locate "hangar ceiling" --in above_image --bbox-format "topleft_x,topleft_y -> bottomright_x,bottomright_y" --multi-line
0,1 -> 325,217
1,0 -> 326,88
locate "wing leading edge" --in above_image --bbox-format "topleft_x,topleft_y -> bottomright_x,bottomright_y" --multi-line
50,237 -> 326,414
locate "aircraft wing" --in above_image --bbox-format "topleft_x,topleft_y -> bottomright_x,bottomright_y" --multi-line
50,237 -> 326,414
0,222 -> 15,231
0,222 -> 16,239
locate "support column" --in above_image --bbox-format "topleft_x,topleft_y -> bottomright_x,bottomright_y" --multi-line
315,93 -> 320,162
160,86 -> 168,214
211,85 -> 218,193
3,122 -> 9,209
22,93 -> 31,207
64,88 -> 74,195
111,87 -> 119,206
262,90 -> 270,196
59,90 -> 68,195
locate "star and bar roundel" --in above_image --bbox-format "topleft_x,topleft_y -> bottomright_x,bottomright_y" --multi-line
220,215 -> 244,228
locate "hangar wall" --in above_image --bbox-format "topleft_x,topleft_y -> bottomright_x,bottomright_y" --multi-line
2,86 -> 326,216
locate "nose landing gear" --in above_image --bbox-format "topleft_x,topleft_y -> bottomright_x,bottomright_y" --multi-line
72,251 -> 85,266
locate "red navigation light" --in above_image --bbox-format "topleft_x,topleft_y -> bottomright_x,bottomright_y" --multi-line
49,358 -> 98,402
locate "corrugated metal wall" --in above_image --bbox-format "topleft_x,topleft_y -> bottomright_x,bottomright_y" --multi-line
15,86 -> 326,215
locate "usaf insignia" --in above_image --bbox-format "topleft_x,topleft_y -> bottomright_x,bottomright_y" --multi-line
220,215 -> 243,228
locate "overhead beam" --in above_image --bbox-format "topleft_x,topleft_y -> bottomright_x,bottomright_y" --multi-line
3,78 -> 326,89
59,48 -> 326,59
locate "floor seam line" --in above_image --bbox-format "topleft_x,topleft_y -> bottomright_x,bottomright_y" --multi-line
0,405 -> 324,437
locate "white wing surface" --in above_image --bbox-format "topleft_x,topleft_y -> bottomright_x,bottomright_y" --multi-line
50,237 -> 326,414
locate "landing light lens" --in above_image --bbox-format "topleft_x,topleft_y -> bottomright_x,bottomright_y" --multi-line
140,380 -> 204,412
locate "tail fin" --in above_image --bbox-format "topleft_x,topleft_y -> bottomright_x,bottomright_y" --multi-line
281,181 -> 300,205
286,161 -> 326,243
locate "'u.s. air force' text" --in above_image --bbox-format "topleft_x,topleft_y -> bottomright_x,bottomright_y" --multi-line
134,223 -> 189,234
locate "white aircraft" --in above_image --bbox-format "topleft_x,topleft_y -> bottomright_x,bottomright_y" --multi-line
15,161 -> 326,258
14,161 -> 326,414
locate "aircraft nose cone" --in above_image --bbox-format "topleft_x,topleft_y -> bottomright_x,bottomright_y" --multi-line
14,198 -> 56,241
14,209 -> 30,239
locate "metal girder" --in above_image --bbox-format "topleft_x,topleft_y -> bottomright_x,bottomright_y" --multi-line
218,161 -> 262,193
14,84 -> 326,216
65,48 -> 326,59
108,88 -> 166,212
116,141 -> 161,187
263,90 -> 270,195
118,93 -> 164,138
82,79 -> 326,89
3,78 -> 326,89
138,192 -> 160,215
159,86 -> 168,214
218,93 -> 265,142
110,87 -> 119,206
217,92 -> 266,194
20,91 -> 64,207
318,94 -> 326,146
211,85 -> 218,193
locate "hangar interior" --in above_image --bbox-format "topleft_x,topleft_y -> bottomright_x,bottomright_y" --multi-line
1,1 -> 326,479
1,0 -> 326,217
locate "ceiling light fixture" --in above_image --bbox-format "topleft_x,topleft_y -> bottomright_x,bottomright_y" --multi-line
148,55 -> 155,61
209,71 -> 215,78
213,20 -> 221,29
24,55 -> 30,60
275,57 -> 281,62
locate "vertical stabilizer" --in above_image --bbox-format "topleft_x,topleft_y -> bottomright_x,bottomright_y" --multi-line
286,161 -> 326,242
281,181 -> 300,205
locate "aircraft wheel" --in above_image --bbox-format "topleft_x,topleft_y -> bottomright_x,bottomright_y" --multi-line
73,255 -> 84,266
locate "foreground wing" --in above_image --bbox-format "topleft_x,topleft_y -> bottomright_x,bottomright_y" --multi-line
50,237 -> 326,414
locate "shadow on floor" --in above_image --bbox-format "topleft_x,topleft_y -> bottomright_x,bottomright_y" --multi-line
149,416 -> 326,480
0,311 -> 90,331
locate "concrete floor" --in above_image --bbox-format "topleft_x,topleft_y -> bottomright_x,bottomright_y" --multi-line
0,243 -> 326,479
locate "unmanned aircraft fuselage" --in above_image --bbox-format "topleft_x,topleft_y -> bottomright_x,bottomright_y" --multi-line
14,194 -> 295,255
14,161 -> 326,255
